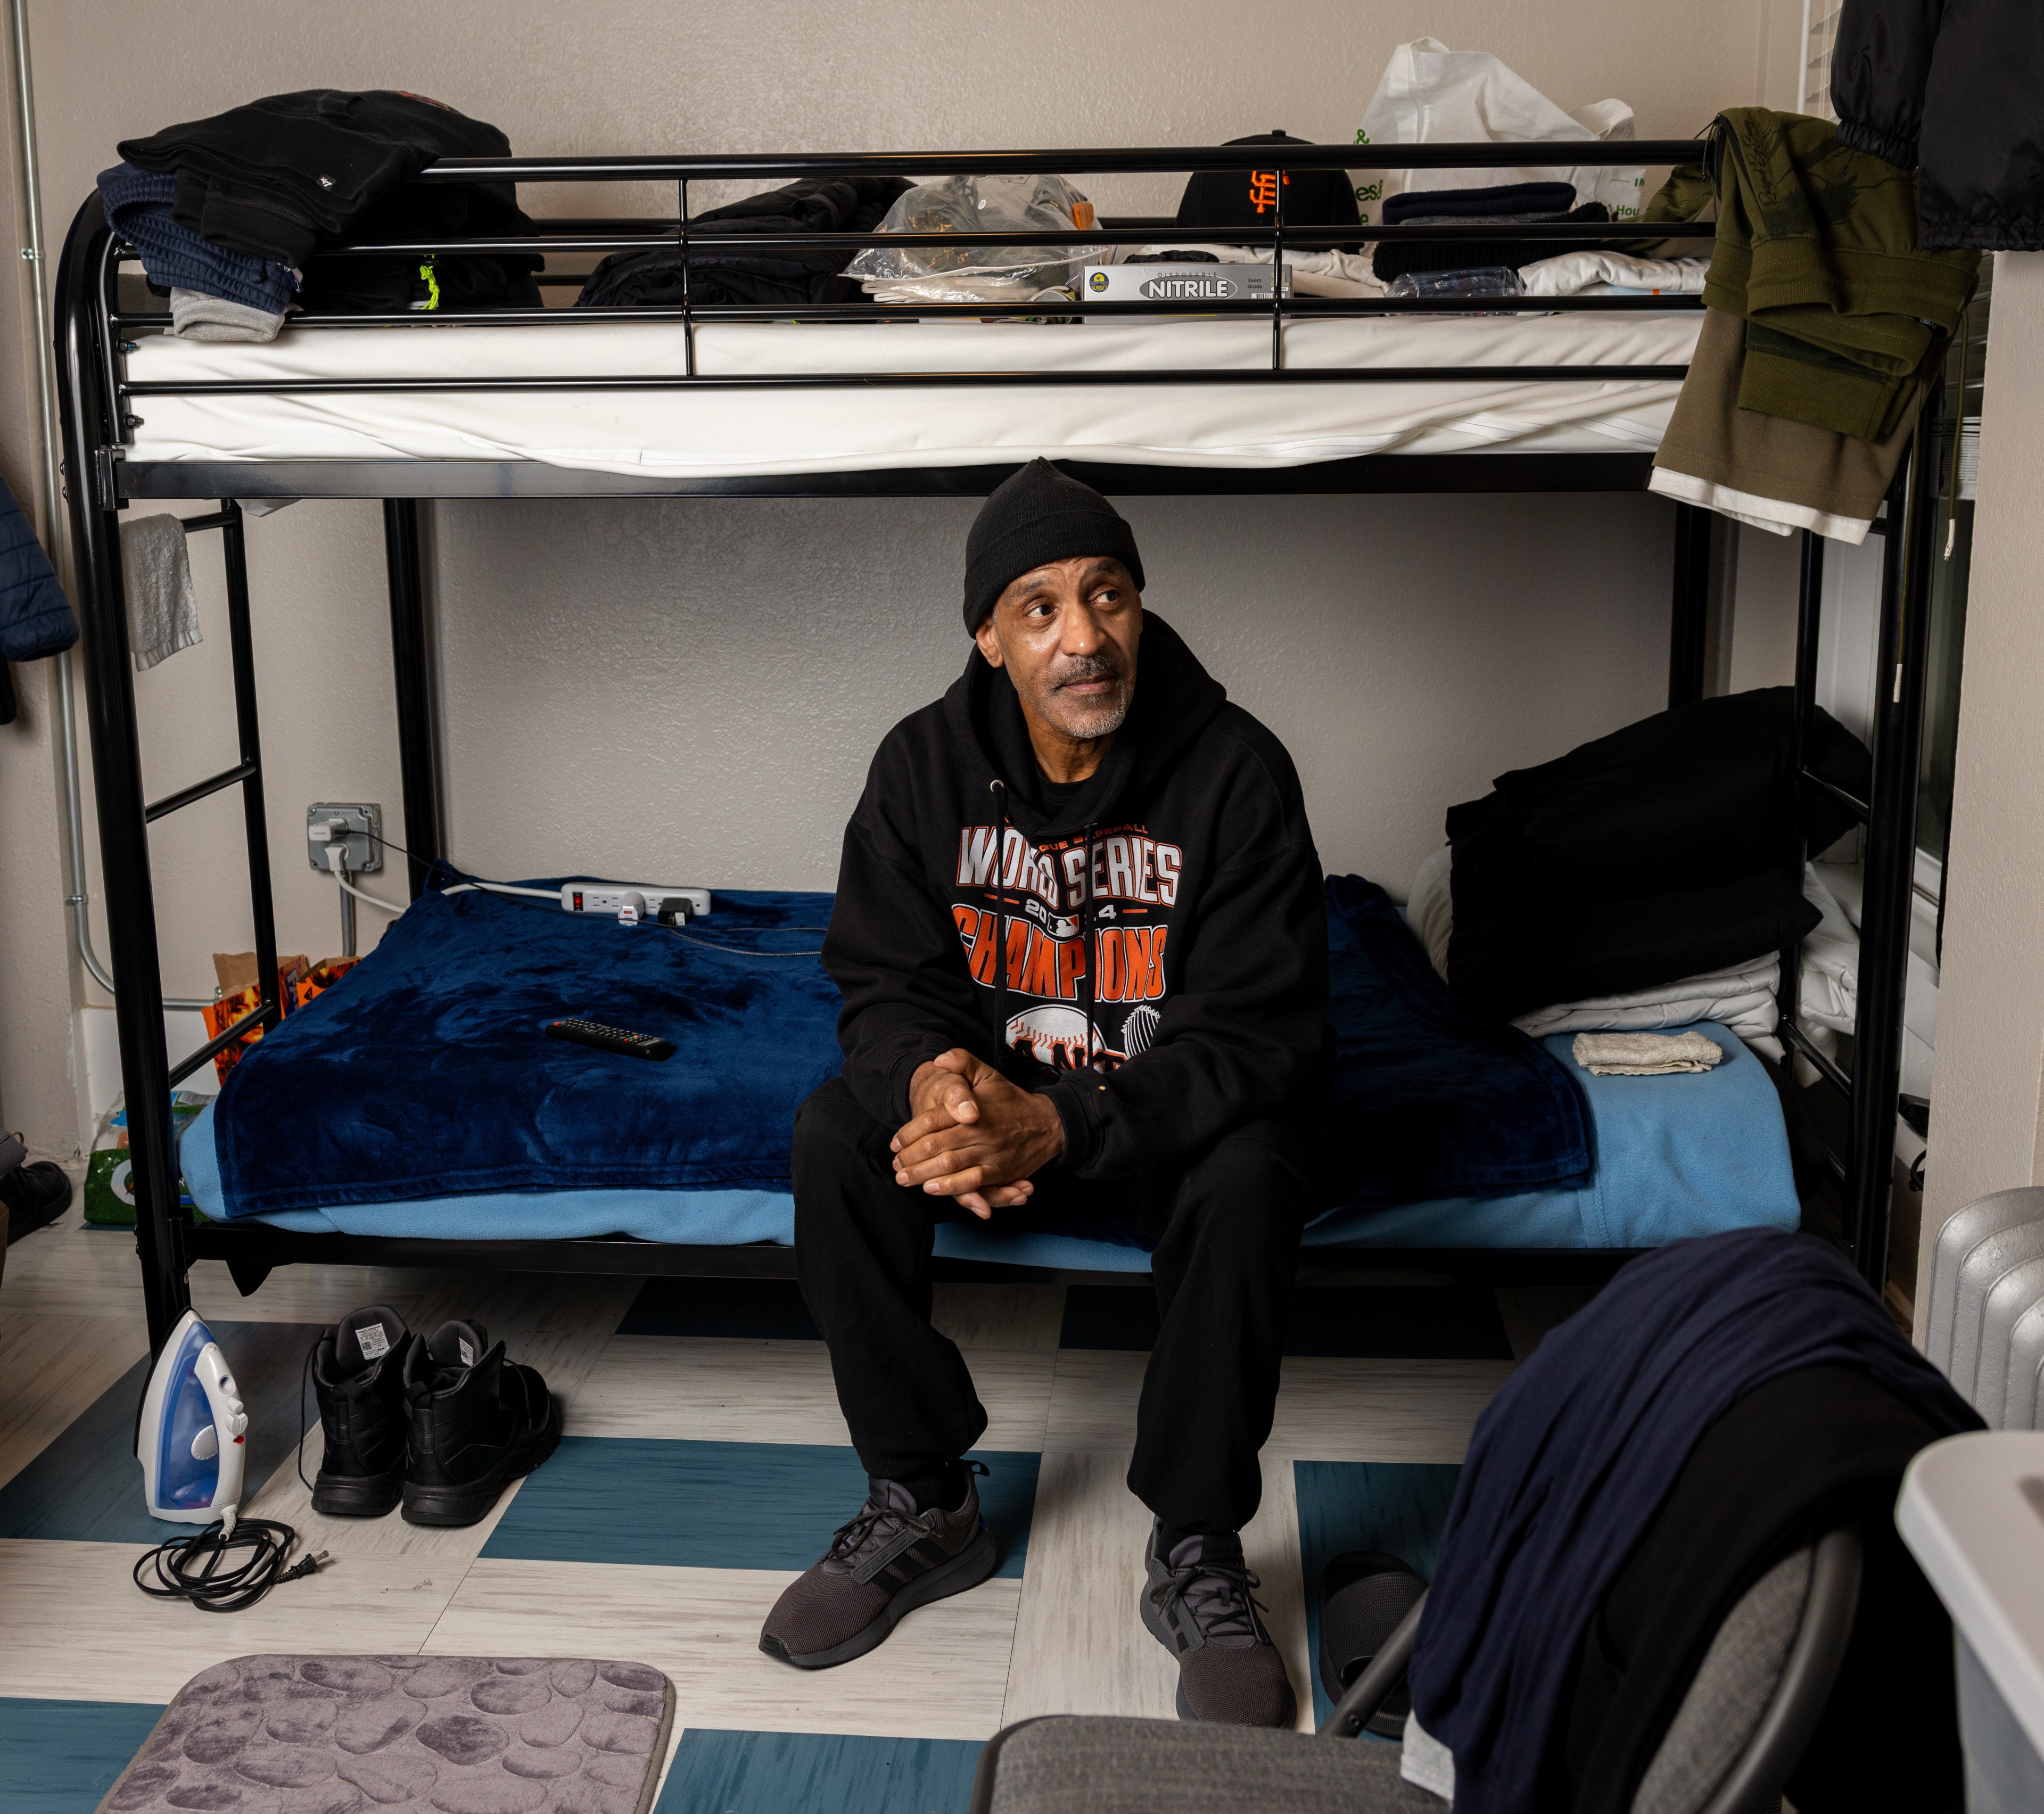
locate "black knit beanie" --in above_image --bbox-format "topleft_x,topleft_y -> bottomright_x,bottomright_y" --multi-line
962,459 -> 1145,633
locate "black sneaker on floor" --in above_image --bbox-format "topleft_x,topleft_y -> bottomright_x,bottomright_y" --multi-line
1141,1521 -> 1299,1727
0,1133 -> 70,1239
759,1469 -> 996,1669
400,1318 -> 562,1527
306,1305 -> 414,1517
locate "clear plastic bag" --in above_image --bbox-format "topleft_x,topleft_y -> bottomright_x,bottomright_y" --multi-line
846,174 -> 1108,290
1387,267 -> 1522,298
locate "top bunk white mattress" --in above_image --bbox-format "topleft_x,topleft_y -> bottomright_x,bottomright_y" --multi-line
124,309 -> 1701,481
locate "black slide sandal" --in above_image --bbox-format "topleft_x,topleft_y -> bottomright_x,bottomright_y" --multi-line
1320,1551 -> 1427,1736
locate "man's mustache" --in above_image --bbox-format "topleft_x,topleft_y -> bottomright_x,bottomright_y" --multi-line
1050,655 -> 1126,690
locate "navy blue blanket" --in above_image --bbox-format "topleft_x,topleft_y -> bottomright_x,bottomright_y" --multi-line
1325,873 -> 1588,1204
210,872 -> 1587,1218
1407,1228 -> 1981,1814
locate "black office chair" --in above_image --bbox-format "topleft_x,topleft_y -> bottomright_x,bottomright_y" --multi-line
968,1523 -> 1863,1814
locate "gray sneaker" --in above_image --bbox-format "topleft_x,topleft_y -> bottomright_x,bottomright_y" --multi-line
1141,1521 -> 1299,1727
759,1470 -> 997,1669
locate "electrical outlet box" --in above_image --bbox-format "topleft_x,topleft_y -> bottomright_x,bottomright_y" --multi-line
306,803 -> 383,874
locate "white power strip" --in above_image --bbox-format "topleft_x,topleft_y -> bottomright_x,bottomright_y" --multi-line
560,883 -> 713,920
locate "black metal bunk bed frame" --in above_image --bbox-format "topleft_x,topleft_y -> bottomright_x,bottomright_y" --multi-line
48,138 -> 1935,1353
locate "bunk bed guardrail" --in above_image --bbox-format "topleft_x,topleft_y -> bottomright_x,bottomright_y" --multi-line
45,137 -> 1928,1350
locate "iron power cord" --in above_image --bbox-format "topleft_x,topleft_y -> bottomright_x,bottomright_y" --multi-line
133,1516 -> 326,1613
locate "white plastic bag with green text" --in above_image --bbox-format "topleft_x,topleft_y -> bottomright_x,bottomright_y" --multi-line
1353,37 -> 1646,223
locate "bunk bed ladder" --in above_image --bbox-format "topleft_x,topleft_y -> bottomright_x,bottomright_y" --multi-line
384,499 -> 444,898
1776,391 -> 1941,1293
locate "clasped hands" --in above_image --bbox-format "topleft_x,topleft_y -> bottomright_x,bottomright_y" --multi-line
891,1048 -> 1066,1220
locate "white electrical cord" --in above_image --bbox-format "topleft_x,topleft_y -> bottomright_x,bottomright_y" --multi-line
324,845 -> 406,916
441,883 -> 561,901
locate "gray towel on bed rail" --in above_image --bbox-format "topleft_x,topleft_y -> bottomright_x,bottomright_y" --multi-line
119,513 -> 200,670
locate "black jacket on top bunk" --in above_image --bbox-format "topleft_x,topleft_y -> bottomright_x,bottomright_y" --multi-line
118,89 -> 541,314
576,176 -> 912,310
1831,0 -> 2044,249
1445,688 -> 1870,1020
293,182 -> 542,315
823,614 -> 1331,1180
119,89 -> 512,263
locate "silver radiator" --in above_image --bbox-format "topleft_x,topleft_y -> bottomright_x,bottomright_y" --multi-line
1923,1186 -> 2044,1430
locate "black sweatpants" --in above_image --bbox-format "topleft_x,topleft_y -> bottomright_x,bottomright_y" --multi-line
792,1076 -> 1309,1533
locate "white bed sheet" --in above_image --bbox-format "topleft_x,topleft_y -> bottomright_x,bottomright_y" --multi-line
125,310 -> 1700,480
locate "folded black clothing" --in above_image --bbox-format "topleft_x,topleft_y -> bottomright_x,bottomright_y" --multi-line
120,89 -> 514,265
1448,688 -> 1869,892
576,176 -> 911,310
1373,201 -> 1610,283
1381,181 -> 1577,224
1444,687 -> 1870,1020
1450,870 -> 1819,1023
296,179 -> 541,315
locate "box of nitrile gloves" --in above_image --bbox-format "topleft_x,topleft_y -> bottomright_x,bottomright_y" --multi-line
1081,261 -> 1292,303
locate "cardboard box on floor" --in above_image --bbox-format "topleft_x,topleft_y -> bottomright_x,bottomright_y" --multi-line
202,951 -> 309,1085
212,951 -> 310,999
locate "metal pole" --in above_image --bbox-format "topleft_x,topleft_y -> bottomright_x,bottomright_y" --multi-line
1847,406 -> 1939,1288
219,501 -> 281,1013
1668,501 -> 1710,707
54,196 -> 188,1351
1778,530 -> 1825,1058
384,499 -> 443,896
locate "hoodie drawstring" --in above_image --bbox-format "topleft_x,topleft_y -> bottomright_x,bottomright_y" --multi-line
987,779 -> 1010,1059
1082,819 -> 1097,1072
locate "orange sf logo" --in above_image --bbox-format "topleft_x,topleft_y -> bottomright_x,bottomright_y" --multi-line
1248,169 -> 1289,213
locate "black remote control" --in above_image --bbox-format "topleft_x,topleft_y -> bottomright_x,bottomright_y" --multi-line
546,1018 -> 675,1061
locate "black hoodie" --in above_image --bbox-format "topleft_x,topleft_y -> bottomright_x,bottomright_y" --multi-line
824,614 -> 1330,1179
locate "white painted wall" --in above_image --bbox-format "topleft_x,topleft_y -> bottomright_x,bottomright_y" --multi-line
1921,251 -> 2044,1290
0,0 -> 1812,1151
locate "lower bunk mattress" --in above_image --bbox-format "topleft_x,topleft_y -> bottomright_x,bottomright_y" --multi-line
123,310 -> 1699,480
178,876 -> 1799,1268
183,1029 -> 1795,1268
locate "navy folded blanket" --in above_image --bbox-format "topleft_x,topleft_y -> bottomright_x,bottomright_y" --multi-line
208,871 -> 1588,1219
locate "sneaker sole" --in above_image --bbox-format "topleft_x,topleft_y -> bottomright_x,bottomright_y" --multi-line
759,1526 -> 998,1670
400,1394 -> 565,1528
311,1464 -> 406,1519
1142,1577 -> 1299,1729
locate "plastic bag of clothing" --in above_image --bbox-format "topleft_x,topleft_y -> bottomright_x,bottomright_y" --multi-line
845,174 -> 1107,291
1355,37 -> 1644,221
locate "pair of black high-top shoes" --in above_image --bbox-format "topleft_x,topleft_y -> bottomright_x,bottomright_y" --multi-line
307,1305 -> 562,1526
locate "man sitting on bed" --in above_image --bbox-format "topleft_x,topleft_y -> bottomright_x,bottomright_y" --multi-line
759,460 -> 1331,1728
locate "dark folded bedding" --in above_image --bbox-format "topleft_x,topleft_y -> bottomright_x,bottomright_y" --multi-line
208,871 -> 1588,1219
1446,687 -> 1872,1021
576,176 -> 911,310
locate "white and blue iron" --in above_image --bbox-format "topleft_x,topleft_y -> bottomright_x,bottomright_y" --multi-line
137,1308 -> 249,1528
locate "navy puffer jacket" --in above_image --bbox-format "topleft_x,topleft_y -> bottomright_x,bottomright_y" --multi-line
0,476 -> 75,663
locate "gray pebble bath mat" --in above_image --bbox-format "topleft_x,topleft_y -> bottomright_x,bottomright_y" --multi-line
95,1655 -> 676,1814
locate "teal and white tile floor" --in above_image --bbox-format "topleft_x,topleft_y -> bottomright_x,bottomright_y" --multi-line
0,1210 -> 1577,1812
